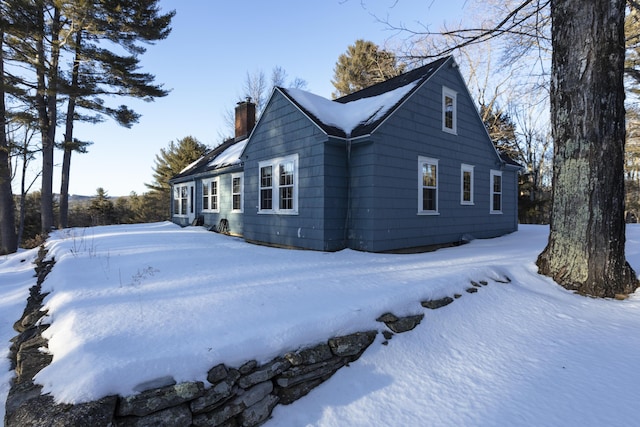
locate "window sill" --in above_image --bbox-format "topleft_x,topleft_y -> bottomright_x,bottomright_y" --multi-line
417,211 -> 440,216
258,210 -> 299,215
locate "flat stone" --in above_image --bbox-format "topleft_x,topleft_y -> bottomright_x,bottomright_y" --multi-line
385,314 -> 424,333
328,331 -> 377,358
190,371 -> 240,414
465,287 -> 478,294
238,358 -> 290,389
285,343 -> 334,366
277,377 -> 325,405
238,394 -> 279,427
207,363 -> 229,384
375,313 -> 399,323
421,296 -> 454,309
117,381 -> 205,417
116,403 -> 191,427
276,358 -> 345,388
239,360 -> 258,375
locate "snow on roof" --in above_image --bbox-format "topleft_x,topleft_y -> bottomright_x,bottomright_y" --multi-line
285,80 -> 418,137
179,156 -> 202,175
207,138 -> 247,169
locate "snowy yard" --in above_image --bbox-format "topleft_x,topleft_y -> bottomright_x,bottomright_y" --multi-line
2,222 -> 640,426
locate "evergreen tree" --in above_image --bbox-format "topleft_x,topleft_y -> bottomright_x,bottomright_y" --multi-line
146,136 -> 208,219
89,187 -> 115,226
0,10 -> 17,254
331,40 -> 406,98
479,104 -> 519,160
58,0 -> 174,228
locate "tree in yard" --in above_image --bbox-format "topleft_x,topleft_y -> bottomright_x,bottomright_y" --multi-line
534,0 -> 637,297
381,0 -> 637,297
0,14 -> 17,254
1,0 -> 173,236
89,187 -> 115,226
57,0 -> 174,229
331,39 -> 406,98
146,136 -> 209,220
480,104 -> 519,160
220,66 -> 308,140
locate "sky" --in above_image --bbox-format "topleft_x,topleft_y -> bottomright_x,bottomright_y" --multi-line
17,0 -> 470,197
2,223 -> 640,425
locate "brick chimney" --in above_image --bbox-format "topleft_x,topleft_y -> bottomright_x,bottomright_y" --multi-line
235,98 -> 256,141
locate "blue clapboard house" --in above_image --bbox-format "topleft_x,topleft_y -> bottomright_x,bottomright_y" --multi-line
170,56 -> 520,252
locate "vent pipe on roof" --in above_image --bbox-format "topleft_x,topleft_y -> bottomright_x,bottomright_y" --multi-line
235,98 -> 256,141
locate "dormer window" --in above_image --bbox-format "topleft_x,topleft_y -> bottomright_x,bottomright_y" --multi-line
442,86 -> 457,134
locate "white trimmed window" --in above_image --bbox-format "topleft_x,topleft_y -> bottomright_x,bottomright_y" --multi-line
173,185 -> 187,216
442,86 -> 457,134
490,170 -> 503,214
202,178 -> 219,212
259,154 -> 298,214
231,173 -> 244,212
173,183 -> 191,216
461,164 -> 474,205
418,156 -> 439,214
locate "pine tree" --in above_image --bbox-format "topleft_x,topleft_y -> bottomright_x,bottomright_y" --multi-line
331,40 -> 406,98
0,13 -> 17,254
58,0 -> 174,228
146,136 -> 209,219
89,187 -> 115,226
479,104 -> 519,161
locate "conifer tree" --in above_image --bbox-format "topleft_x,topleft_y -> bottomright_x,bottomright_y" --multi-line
479,104 -> 519,160
331,40 -> 406,98
57,0 -> 174,228
0,12 -> 17,254
146,136 -> 208,219
89,187 -> 115,226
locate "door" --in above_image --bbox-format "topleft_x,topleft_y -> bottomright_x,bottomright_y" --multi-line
187,181 -> 196,223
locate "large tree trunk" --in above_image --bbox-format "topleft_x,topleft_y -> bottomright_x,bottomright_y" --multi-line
537,0 -> 638,297
38,4 -> 61,234
0,24 -> 18,254
59,30 -> 83,229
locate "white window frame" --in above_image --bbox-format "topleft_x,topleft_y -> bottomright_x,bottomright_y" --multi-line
418,156 -> 439,215
173,184 -> 188,217
202,177 -> 219,213
442,86 -> 457,134
490,170 -> 503,214
258,154 -> 299,215
173,183 -> 192,217
461,164 -> 475,205
231,172 -> 244,213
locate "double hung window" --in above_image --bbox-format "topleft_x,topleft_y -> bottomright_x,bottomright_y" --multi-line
259,154 -> 298,214
202,178 -> 219,212
418,156 -> 439,214
232,173 -> 244,212
461,164 -> 474,205
173,184 -> 189,216
490,170 -> 503,214
442,87 -> 457,134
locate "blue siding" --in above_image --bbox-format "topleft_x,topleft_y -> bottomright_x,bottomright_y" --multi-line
173,60 -> 519,253
243,91 -> 342,250
348,63 -> 518,251
171,168 -> 244,235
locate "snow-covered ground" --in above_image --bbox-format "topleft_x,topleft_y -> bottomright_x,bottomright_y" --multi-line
2,222 -> 640,426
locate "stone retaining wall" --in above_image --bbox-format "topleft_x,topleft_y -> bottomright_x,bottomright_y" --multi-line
4,247 -> 510,426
